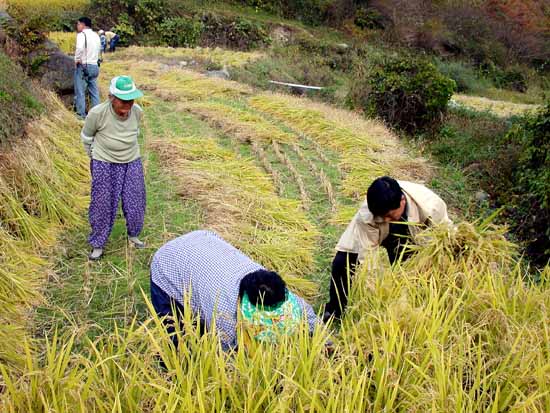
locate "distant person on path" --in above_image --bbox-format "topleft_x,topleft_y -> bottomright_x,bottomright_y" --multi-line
98,29 -> 106,53
324,176 -> 452,321
74,17 -> 101,119
105,29 -> 120,52
81,75 -> 146,261
150,230 -> 323,351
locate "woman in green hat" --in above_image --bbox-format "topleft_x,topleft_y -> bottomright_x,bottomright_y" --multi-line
81,75 -> 146,260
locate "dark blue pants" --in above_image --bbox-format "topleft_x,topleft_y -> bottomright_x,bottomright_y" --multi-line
150,280 -> 185,348
150,280 -> 205,348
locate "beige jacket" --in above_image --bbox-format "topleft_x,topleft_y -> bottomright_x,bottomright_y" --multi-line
335,180 -> 452,263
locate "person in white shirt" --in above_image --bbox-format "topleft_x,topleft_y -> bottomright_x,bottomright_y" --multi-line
74,17 -> 101,119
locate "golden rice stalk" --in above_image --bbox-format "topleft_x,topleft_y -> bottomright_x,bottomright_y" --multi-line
290,142 -> 337,212
182,101 -> 296,144
251,141 -> 285,196
101,59 -> 253,101
271,140 -> 310,210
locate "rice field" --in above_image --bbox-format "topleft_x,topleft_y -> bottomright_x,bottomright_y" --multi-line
1,49 -> 550,412
47,32 -> 76,55
118,46 -> 265,68
451,94 -> 540,117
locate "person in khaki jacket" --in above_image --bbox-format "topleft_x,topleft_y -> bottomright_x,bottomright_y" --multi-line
324,176 -> 452,320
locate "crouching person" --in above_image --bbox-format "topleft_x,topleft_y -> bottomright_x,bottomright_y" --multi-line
150,230 -> 323,351
324,176 -> 452,320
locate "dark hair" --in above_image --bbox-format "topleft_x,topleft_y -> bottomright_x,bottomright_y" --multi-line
239,269 -> 286,308
366,176 -> 403,217
78,17 -> 92,28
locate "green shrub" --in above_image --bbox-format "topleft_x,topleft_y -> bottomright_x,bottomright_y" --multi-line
133,0 -> 168,33
353,6 -> 385,30
159,17 -> 203,47
435,59 -> 492,94
348,54 -> 456,133
238,0 -> 331,25
501,103 -> 550,265
112,13 -> 135,46
0,51 -> 44,144
480,62 -> 528,93
199,12 -> 271,50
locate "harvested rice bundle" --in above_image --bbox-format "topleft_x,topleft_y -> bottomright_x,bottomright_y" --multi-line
290,142 -> 337,212
156,70 -> 253,100
183,101 -> 296,144
0,230 -> 44,369
272,141 -> 310,210
150,137 -> 319,299
251,141 -> 285,196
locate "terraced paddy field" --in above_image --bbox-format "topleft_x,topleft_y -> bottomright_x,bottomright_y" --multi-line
1,48 -> 549,412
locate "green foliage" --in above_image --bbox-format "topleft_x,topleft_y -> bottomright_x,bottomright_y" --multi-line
0,51 -> 44,144
159,17 -> 204,47
353,6 -> 385,30
435,59 -> 492,94
480,62 -> 528,93
238,0 -> 332,25
348,54 -> 456,133
133,0 -> 168,32
113,13 -> 135,46
503,103 -> 550,265
199,12 -> 271,50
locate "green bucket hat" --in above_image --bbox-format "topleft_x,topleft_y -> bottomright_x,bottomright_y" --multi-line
109,75 -> 143,101
240,290 -> 302,343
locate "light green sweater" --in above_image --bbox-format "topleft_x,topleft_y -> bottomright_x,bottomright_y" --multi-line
81,101 -> 143,164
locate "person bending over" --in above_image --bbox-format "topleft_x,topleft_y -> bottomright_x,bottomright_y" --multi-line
324,176 -> 452,320
150,230 -> 323,351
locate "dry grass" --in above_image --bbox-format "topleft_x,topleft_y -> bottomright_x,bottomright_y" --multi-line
452,94 -> 540,117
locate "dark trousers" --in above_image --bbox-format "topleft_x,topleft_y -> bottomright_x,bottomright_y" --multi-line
327,222 -> 412,317
326,251 -> 359,317
150,280 -> 206,349
150,280 -> 186,348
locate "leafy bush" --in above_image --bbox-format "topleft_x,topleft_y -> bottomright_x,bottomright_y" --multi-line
199,12 -> 271,50
112,13 -> 135,46
353,6 -> 385,30
503,103 -> 550,265
238,0 -> 332,25
0,51 -> 44,143
348,54 -> 456,133
435,59 -> 492,94
480,62 -> 528,93
133,0 -> 168,33
159,17 -> 203,48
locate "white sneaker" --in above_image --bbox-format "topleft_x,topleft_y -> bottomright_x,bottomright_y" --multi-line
128,236 -> 146,249
88,248 -> 103,261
